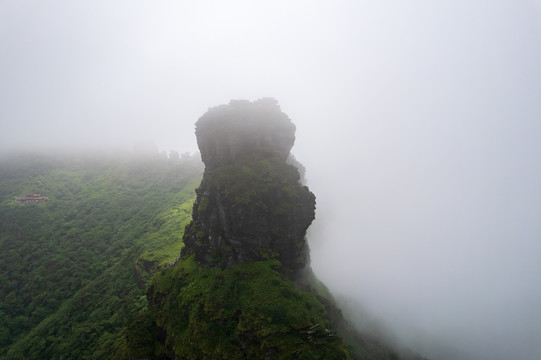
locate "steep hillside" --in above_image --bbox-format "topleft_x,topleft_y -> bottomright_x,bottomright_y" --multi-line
1,101 -> 426,360
124,99 -> 414,359
0,151 -> 203,359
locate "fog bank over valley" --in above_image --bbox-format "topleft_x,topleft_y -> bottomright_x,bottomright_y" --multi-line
2,1 -> 541,359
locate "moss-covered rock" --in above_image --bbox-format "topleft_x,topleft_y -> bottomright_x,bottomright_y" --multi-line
129,256 -> 349,360
181,99 -> 315,278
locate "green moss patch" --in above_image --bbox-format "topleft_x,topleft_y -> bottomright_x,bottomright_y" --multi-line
130,256 -> 350,359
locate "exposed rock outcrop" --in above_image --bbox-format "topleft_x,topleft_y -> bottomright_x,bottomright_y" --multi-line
126,99 -> 421,360
181,98 -> 315,278
196,98 -> 295,168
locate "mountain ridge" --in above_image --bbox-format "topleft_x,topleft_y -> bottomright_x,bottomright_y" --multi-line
0,101 -> 426,359
124,99 -> 419,359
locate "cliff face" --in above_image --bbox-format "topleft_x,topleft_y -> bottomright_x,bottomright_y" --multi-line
124,99 -> 417,360
181,98 -> 315,278
196,98 -> 295,167
125,99 -> 351,359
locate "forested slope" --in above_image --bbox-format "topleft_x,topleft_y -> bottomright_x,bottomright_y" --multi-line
0,151 -> 203,359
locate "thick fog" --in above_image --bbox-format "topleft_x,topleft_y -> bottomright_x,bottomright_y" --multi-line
2,1 -> 541,359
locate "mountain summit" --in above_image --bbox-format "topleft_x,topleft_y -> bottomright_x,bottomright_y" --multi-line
181,98 -> 314,278
124,99 -> 416,360
196,98 -> 295,168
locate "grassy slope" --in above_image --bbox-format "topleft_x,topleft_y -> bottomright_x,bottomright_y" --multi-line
0,152 -> 202,359
125,256 -> 350,360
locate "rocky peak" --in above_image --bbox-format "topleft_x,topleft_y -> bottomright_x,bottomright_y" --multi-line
195,98 -> 296,168
181,98 -> 315,277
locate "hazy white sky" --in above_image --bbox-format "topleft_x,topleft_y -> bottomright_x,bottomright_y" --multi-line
2,1 -> 541,359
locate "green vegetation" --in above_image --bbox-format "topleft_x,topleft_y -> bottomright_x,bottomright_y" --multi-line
0,152 -> 203,359
125,256 -> 350,359
206,157 -> 303,207
0,151 -> 404,360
